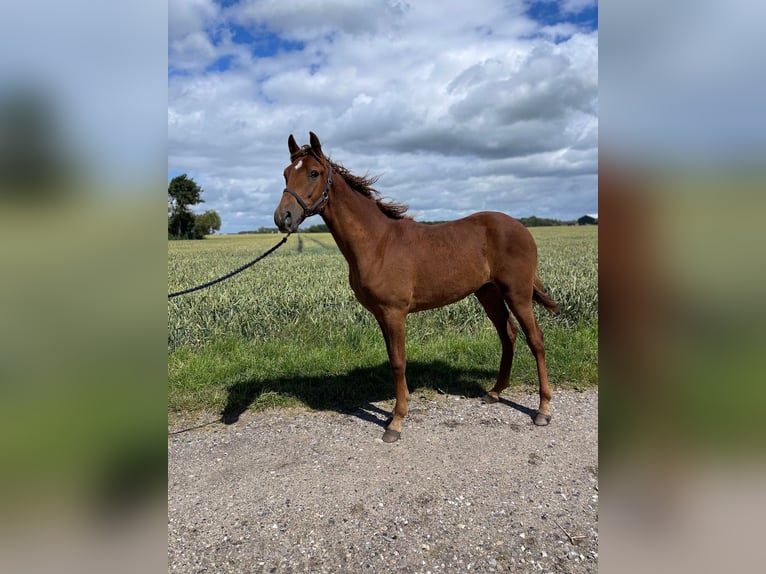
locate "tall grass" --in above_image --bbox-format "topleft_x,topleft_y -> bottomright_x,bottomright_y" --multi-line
168,227 -> 597,414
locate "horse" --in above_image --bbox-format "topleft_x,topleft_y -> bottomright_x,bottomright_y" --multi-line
274,132 -> 560,442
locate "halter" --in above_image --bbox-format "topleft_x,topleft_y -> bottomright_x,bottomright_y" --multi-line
282,150 -> 333,218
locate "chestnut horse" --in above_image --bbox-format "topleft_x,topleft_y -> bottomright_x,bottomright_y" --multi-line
274,132 -> 559,442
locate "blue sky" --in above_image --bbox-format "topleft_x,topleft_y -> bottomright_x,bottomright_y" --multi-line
527,1 -> 597,31
169,0 -> 598,233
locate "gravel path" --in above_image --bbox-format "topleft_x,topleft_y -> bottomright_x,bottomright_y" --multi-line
168,388 -> 598,573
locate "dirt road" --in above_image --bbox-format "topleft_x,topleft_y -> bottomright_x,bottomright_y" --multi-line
168,388 -> 598,573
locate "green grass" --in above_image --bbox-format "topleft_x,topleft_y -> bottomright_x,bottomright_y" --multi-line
168,227 -> 597,418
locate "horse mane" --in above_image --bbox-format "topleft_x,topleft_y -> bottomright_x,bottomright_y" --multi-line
328,158 -> 410,220
292,145 -> 409,219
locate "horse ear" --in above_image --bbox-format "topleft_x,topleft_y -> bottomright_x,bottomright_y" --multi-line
309,132 -> 323,158
288,134 -> 299,156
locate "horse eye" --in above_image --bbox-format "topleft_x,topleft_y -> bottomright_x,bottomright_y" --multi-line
310,170 -> 319,178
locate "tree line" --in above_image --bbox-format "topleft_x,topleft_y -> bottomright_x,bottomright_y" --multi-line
168,174 -> 221,239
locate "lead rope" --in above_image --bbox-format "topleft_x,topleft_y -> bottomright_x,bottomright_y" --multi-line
168,233 -> 291,299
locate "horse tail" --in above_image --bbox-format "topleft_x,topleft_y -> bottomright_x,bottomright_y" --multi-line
532,273 -> 560,313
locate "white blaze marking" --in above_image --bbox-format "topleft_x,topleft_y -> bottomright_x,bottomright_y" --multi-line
294,160 -> 303,170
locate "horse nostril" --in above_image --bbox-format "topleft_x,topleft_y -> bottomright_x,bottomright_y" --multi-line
285,211 -> 292,226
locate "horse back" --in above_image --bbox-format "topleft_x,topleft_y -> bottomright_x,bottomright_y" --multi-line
419,211 -> 536,266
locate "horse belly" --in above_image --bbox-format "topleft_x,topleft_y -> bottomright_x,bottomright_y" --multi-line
349,268 -> 411,312
410,257 -> 488,311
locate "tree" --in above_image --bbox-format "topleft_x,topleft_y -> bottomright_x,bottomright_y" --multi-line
168,209 -> 195,239
193,210 -> 222,237
168,174 -> 203,209
168,174 -> 207,239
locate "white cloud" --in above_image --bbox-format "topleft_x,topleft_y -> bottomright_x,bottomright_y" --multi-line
229,0 -> 404,41
169,0 -> 598,231
559,0 -> 597,15
169,0 -> 220,41
169,31 -> 219,71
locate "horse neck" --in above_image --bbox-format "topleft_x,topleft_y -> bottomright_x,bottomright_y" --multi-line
320,174 -> 391,266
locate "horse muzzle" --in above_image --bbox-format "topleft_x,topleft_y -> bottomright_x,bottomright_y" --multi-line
274,201 -> 303,234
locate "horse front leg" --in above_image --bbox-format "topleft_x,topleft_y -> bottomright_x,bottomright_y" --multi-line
375,309 -> 409,443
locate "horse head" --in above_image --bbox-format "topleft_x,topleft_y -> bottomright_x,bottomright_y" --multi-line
274,132 -> 333,233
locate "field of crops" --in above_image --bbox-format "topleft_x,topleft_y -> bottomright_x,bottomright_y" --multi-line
168,227 -> 597,414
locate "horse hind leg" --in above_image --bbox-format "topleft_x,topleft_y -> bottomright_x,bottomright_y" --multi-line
505,287 -> 553,426
475,284 -> 518,404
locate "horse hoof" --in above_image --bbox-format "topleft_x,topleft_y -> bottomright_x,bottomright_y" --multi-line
382,429 -> 401,443
482,393 -> 499,404
534,413 -> 551,426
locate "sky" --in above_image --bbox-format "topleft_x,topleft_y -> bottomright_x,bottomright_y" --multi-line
168,0 -> 598,233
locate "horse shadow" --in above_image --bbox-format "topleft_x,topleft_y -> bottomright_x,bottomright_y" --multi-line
220,360 -> 538,429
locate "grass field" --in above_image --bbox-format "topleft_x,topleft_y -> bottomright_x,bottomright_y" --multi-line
168,227 -> 597,418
